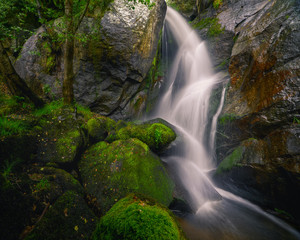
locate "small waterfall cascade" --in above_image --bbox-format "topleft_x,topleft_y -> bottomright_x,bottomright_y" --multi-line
152,7 -> 300,239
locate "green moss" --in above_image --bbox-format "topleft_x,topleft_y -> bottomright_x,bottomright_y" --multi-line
216,146 -> 244,174
56,129 -> 81,161
79,139 -> 174,213
92,194 -> 185,240
193,17 -> 224,37
115,122 -> 176,153
213,0 -> 223,9
86,116 -> 116,143
218,113 -> 238,126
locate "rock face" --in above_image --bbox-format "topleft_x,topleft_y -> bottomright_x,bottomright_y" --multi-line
191,0 -> 300,223
15,0 -> 167,119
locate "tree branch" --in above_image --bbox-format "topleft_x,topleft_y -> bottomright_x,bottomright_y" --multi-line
74,0 -> 91,33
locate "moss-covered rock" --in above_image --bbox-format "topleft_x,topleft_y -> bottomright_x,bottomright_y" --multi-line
85,116 -> 116,143
28,166 -> 84,203
114,122 -> 176,153
25,191 -> 97,240
79,138 -> 174,213
92,194 -> 186,240
35,106 -> 85,164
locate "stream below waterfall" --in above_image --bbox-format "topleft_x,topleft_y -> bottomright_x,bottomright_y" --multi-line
151,7 -> 300,240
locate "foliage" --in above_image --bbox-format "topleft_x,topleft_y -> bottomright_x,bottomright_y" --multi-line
1,158 -> 22,183
35,177 -> 51,191
92,194 -> 184,240
213,0 -> 223,9
33,100 -> 64,117
0,116 -> 30,136
193,17 -> 224,37
166,0 -> 194,13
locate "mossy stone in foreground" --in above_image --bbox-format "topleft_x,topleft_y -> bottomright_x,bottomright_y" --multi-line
86,116 -> 116,143
26,191 -> 97,240
115,122 -> 176,153
79,139 -> 174,213
92,194 -> 185,240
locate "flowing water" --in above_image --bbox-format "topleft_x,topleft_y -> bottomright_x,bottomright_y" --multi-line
152,7 -> 300,240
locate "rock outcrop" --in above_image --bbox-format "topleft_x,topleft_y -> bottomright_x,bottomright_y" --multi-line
15,0 -> 167,119
191,0 -> 300,223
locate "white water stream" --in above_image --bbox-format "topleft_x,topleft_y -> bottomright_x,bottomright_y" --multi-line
152,7 -> 300,239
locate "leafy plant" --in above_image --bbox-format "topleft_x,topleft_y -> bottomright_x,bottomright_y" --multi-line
33,100 -> 64,117
35,177 -> 51,191
0,117 -> 30,136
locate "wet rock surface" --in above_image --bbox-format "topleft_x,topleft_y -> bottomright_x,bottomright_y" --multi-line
192,0 -> 300,224
15,0 -> 167,120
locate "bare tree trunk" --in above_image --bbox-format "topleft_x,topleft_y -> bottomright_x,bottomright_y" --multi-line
63,0 -> 75,104
62,0 -> 90,105
0,41 -> 44,108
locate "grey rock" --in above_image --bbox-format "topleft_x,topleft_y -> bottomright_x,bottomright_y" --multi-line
15,0 -> 167,120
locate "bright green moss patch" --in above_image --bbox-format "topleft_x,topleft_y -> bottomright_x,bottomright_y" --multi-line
193,17 -> 224,37
216,146 -> 244,174
79,139 -> 174,213
92,194 -> 184,240
213,0 -> 223,9
115,122 -> 176,153
56,129 -> 81,161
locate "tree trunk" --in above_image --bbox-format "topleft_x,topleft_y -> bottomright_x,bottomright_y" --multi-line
0,41 -> 44,108
62,0 -> 75,105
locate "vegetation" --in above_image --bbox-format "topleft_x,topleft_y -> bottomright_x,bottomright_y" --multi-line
216,146 -> 244,174
213,0 -> 223,9
193,17 -> 224,37
92,194 -> 184,240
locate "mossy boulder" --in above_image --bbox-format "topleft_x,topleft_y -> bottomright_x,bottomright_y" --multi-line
92,194 -> 186,240
35,107 -> 85,164
28,166 -> 84,203
79,138 -> 174,213
85,116 -> 116,143
26,191 -> 97,240
113,122 -> 176,153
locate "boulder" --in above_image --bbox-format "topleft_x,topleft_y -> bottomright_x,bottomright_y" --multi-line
34,105 -> 86,165
15,0 -> 167,120
78,138 -> 174,213
113,121 -> 177,153
92,193 -> 186,240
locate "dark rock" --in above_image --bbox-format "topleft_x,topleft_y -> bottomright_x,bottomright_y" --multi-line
15,0 -> 167,120
25,191 -> 97,240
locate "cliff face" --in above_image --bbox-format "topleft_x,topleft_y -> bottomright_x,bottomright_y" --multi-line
189,0 -> 300,223
15,0 -> 167,120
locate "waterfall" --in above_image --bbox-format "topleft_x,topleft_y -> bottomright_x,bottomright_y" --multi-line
156,7 -> 225,211
151,7 -> 300,239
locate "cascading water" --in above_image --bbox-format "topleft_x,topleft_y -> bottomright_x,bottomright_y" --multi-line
152,7 -> 300,240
